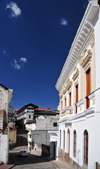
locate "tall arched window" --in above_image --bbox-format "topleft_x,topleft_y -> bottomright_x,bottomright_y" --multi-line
60,130 -> 61,147
68,129 -> 70,163
63,130 -> 65,150
75,84 -> 78,114
73,130 -> 76,157
86,68 -> 91,109
84,130 -> 88,165
65,98 -> 66,107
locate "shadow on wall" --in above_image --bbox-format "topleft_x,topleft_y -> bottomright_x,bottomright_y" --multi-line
42,144 -> 50,157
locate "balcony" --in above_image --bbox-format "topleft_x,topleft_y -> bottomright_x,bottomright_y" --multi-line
60,92 -> 95,122
61,106 -> 73,117
76,92 -> 95,114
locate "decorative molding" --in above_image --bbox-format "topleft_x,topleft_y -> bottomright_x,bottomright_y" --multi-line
62,88 -> 66,95
84,61 -> 91,72
81,49 -> 92,68
74,80 -> 79,87
88,92 -> 95,99
55,2 -> 99,92
59,93 -> 63,99
72,67 -> 79,81
48,131 -> 59,136
89,33 -> 95,46
93,98 -> 95,105
59,107 -> 95,123
61,106 -> 73,115
76,98 -> 86,107
65,78 -> 73,91
61,112 -> 67,117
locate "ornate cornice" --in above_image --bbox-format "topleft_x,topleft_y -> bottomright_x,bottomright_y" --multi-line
55,1 -> 99,92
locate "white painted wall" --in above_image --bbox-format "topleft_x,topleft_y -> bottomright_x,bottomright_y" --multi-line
0,135 -> 9,164
26,123 -> 36,131
95,7 -> 100,112
59,111 -> 100,169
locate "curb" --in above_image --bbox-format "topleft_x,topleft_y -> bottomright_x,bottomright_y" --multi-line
28,153 -> 57,169
7,165 -> 15,169
50,161 -> 59,169
40,157 -> 57,169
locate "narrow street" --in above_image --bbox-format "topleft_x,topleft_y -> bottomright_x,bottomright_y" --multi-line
9,146 -> 55,169
8,145 -> 70,169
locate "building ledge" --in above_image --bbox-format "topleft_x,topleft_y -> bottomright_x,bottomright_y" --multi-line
48,131 -> 59,136
61,106 -> 73,114
59,107 -> 95,123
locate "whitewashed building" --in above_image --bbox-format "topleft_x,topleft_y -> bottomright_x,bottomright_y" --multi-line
55,1 -> 100,169
0,84 -> 13,164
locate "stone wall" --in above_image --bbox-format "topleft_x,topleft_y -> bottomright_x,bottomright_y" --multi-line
58,147 -> 81,169
58,147 -> 69,165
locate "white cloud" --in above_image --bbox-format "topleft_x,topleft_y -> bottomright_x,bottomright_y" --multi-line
83,0 -> 90,8
3,50 -> 7,55
14,59 -> 21,69
5,2 -> 21,18
60,18 -> 68,26
20,57 -> 27,62
13,57 -> 27,70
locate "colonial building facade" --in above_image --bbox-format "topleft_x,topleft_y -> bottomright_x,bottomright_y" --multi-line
55,1 -> 100,169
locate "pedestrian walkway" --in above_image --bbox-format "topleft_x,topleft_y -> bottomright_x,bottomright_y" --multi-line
51,160 -> 73,169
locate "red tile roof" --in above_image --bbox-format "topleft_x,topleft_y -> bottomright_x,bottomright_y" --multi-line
15,109 -> 19,112
26,119 -> 36,124
35,108 -> 52,111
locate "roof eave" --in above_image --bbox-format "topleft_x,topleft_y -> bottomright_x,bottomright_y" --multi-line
55,1 -> 99,92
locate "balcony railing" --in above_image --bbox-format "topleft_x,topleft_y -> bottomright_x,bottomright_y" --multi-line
61,106 -> 73,115
60,92 -> 95,118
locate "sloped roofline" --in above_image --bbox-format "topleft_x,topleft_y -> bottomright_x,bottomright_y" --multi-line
55,1 -> 99,92
17,103 -> 38,114
0,84 -> 8,90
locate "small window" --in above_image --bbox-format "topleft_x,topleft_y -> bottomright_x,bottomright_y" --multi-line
29,115 -> 31,119
30,135 -> 31,138
53,122 -> 57,127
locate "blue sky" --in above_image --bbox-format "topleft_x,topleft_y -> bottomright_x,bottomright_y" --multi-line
0,0 -> 89,110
